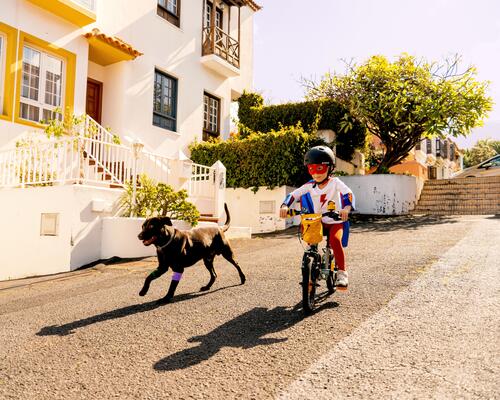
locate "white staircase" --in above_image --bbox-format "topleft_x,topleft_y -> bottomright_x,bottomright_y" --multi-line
0,117 -> 222,217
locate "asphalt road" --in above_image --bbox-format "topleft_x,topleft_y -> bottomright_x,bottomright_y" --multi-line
0,215 -> 498,399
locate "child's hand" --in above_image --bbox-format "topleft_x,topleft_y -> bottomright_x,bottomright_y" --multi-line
340,206 -> 351,221
279,206 -> 289,219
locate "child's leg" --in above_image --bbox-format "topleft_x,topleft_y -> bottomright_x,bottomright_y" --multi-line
328,224 -> 345,271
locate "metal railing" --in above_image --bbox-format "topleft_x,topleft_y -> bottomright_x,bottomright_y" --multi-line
0,135 -> 215,200
0,114 -> 220,214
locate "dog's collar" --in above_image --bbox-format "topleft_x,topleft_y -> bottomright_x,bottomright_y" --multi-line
156,229 -> 175,249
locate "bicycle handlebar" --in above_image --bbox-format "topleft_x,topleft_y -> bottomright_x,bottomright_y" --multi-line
287,209 -> 342,221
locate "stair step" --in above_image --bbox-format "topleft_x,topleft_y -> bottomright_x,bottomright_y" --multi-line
416,198 -> 500,205
412,210 -> 499,215
426,177 -> 500,185
419,193 -> 500,201
415,176 -> 500,215
199,215 -> 218,223
421,182 -> 500,189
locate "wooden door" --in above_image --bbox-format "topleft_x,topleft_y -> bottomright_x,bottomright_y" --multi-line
86,78 -> 102,124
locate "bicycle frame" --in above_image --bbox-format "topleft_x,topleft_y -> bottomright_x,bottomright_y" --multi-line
295,211 -> 340,314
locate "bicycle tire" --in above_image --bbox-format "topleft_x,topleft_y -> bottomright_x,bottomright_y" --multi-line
327,270 -> 336,294
302,254 -> 317,314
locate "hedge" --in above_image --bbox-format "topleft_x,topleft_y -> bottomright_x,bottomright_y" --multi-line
189,126 -> 325,189
237,92 -> 366,161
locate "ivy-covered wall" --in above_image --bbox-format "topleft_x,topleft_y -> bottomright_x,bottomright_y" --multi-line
237,92 -> 366,161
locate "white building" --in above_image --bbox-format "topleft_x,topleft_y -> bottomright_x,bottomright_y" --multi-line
0,0 -> 260,280
0,0 -> 260,152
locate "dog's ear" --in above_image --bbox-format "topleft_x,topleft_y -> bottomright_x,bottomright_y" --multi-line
159,216 -> 172,226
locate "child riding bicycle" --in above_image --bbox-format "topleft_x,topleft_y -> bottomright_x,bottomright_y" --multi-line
279,145 -> 355,288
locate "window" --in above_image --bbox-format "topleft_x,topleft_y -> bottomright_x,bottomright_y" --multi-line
415,140 -> 421,151
203,92 -> 220,140
435,138 -> 441,157
20,45 -> 63,123
153,70 -> 177,131
157,0 -> 181,27
205,2 -> 223,29
426,139 -> 432,154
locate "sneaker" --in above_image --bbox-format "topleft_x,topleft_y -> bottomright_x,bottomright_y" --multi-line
336,270 -> 348,289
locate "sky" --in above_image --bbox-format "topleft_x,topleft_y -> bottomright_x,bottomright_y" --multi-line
252,0 -> 500,149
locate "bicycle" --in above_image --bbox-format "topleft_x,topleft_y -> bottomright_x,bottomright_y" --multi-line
288,208 -> 342,315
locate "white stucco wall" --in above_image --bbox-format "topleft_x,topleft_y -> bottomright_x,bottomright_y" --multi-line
0,185 -> 122,281
0,0 -> 90,150
91,0 -> 255,157
341,175 -> 423,215
225,186 -> 296,233
1,0 -> 256,159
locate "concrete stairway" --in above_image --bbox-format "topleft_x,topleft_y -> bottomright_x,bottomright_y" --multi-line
413,176 -> 500,215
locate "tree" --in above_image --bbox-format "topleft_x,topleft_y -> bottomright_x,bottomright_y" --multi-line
119,175 -> 200,225
463,138 -> 500,167
304,54 -> 493,173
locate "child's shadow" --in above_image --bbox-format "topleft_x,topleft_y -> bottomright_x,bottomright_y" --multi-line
154,301 -> 338,371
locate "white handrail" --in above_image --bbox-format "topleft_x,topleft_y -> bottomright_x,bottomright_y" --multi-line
0,135 -> 219,217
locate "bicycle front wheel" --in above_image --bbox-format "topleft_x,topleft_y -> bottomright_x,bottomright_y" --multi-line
302,254 -> 317,315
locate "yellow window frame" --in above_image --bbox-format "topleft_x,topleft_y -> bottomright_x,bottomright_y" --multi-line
0,22 -> 18,122
14,31 -> 76,129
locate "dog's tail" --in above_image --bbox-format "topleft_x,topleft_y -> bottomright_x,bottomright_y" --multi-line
222,203 -> 230,232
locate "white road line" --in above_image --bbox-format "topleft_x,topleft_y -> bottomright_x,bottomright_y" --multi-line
278,218 -> 500,399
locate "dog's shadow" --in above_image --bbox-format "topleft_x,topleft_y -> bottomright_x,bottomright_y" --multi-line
154,300 -> 338,371
36,284 -> 240,337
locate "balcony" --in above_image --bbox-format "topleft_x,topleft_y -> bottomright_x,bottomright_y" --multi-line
27,0 -> 96,27
201,26 -> 240,77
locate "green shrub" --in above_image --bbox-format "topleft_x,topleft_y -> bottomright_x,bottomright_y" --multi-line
190,126 -> 325,189
119,175 -> 200,226
237,92 -> 366,161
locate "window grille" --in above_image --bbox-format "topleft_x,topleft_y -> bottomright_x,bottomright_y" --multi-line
203,92 -> 220,139
153,70 -> 177,131
20,46 -> 63,123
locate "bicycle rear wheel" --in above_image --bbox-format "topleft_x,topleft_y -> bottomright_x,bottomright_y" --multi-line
302,254 -> 318,315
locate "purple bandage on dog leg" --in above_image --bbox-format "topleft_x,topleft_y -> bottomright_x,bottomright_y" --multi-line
172,272 -> 183,282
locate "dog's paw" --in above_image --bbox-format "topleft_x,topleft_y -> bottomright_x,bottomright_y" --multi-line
139,284 -> 150,296
156,296 -> 173,305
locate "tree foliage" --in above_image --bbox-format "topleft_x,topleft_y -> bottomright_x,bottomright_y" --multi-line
190,125 -> 326,189
119,175 -> 200,225
463,138 -> 500,167
237,92 -> 366,161
304,54 -> 493,173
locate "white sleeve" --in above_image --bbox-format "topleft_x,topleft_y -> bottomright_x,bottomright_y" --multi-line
282,184 -> 311,208
335,178 -> 355,209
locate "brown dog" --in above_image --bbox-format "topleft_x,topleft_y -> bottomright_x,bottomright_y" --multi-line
138,204 -> 246,304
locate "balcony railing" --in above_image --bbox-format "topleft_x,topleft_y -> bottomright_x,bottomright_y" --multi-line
202,26 -> 240,69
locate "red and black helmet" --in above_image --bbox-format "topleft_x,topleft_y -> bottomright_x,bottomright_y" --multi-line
304,146 -> 336,172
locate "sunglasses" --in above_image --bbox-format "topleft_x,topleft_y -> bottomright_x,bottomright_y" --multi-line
307,164 -> 328,175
